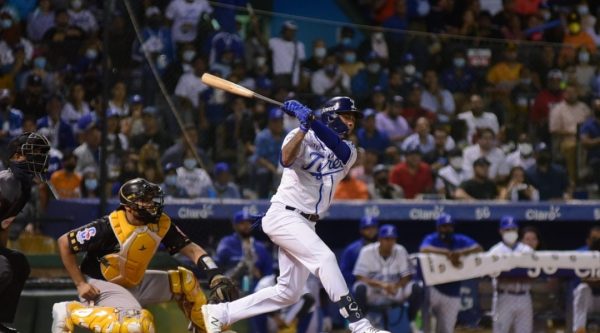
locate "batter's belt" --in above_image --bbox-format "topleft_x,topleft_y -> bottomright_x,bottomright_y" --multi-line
285,206 -> 319,222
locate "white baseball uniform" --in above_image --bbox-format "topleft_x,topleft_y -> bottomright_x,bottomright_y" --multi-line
353,242 -> 413,306
573,281 -> 600,331
207,128 -> 372,329
489,241 -> 533,333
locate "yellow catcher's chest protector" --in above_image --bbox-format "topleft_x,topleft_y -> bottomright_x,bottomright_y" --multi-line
100,210 -> 171,288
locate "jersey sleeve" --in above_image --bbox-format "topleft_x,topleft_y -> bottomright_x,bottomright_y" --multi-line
161,223 -> 192,255
352,247 -> 370,277
455,234 -> 479,250
66,218 -> 111,253
281,129 -> 306,167
343,140 -> 358,169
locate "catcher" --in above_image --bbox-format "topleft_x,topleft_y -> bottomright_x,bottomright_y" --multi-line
51,178 -> 238,333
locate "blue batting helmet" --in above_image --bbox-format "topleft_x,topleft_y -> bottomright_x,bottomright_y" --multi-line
320,96 -> 363,135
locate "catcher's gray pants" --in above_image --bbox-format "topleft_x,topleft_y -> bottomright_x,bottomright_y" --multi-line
83,270 -> 173,309
573,282 -> 600,331
492,291 -> 532,333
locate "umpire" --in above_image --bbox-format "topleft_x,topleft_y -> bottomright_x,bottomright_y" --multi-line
0,132 -> 51,333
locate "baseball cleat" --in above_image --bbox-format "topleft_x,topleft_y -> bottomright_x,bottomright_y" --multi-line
349,319 -> 391,333
201,304 -> 224,333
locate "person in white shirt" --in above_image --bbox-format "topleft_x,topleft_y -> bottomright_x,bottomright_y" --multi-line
421,69 -> 455,123
165,0 -> 212,44
436,149 -> 468,199
67,0 -> 97,34
353,224 -> 422,333
310,54 -> 350,96
462,128 -> 506,180
489,216 -> 534,333
176,149 -> 215,198
175,56 -> 209,108
458,94 -> 499,144
268,20 -> 306,88
501,140 -> 535,175
375,96 -> 411,148
402,117 -> 454,155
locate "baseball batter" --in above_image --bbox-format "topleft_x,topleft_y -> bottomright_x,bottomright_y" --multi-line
201,97 -> 390,333
488,216 -> 533,333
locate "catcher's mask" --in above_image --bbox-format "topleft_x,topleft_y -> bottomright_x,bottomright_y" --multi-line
119,178 -> 164,224
8,132 -> 51,177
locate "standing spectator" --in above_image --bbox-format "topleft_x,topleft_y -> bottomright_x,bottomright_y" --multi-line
129,106 -> 173,153
176,148 -> 215,198
525,145 -> 571,201
455,157 -> 499,200
531,69 -> 564,143
357,109 -> 390,158
253,108 -> 286,198
310,54 -> 350,96
160,162 -> 186,198
421,69 -> 455,123
549,84 -> 591,183
580,98 -> 600,192
213,162 -> 241,199
458,94 -> 500,144
436,148 -> 469,199
462,128 -> 506,180
389,144 -> 433,199
26,0 -> 54,42
489,216 -> 534,333
382,0 -> 409,67
572,226 -> 600,333
268,20 -> 305,89
67,0 -> 97,34
368,164 -> 404,200
559,12 -> 596,66
216,210 -> 273,292
73,113 -> 100,173
165,0 -> 212,45
61,82 -> 91,131
353,224 -> 422,333
340,216 -> 379,287
49,151 -> 82,199
36,94 -> 76,151
375,95 -> 411,149
175,55 -> 208,109
0,89 -> 23,153
419,214 -> 483,333
499,166 -> 539,201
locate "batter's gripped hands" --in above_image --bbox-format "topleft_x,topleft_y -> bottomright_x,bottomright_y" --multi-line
283,100 -> 314,132
77,282 -> 100,301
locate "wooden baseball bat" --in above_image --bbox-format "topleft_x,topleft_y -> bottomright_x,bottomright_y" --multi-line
201,73 -> 283,107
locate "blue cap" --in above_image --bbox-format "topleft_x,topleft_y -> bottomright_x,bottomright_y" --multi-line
77,113 -> 97,131
436,213 -> 454,226
129,94 -> 143,105
233,210 -> 252,224
269,107 -> 284,120
363,108 -> 376,118
378,224 -> 398,238
106,108 -> 119,118
214,162 -> 230,175
499,215 -> 518,230
360,216 -> 378,229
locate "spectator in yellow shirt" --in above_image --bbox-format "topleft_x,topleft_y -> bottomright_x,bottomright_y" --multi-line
49,151 -> 82,199
486,43 -> 522,94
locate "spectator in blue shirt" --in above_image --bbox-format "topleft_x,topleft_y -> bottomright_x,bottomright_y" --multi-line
356,108 -> 390,158
253,107 -> 287,198
351,52 -> 388,106
37,95 -> 76,151
419,213 -> 482,333
580,98 -> 600,192
0,89 -> 23,153
213,162 -> 241,199
440,50 -> 476,95
525,145 -> 571,200
339,216 -> 379,287
215,210 -> 273,294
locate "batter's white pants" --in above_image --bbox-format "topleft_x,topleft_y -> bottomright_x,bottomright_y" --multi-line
422,286 -> 461,333
492,292 -> 532,333
215,203 -> 350,325
573,282 -> 600,331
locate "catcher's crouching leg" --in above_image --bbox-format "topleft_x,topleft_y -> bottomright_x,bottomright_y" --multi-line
51,301 -> 155,333
168,266 -> 208,331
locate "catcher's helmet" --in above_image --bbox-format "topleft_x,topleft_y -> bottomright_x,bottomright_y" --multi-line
8,132 -> 50,176
119,178 -> 164,224
320,96 -> 362,135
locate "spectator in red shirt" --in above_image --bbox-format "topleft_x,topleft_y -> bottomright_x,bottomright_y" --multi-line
531,69 -> 564,143
389,144 -> 433,199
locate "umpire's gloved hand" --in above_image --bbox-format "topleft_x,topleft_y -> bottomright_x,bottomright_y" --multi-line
283,100 -> 313,132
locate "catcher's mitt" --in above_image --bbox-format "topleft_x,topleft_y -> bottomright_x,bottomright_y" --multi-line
209,274 -> 239,303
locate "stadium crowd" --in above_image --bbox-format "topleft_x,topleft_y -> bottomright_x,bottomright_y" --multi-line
0,0 -> 599,205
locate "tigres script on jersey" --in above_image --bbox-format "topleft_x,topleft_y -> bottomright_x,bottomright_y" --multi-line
271,128 -> 357,215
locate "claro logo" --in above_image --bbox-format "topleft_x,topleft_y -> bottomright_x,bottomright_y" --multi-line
409,205 -> 444,220
178,204 -> 214,219
524,205 -> 561,221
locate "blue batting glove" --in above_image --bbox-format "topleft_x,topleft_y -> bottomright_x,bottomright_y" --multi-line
283,100 -> 313,132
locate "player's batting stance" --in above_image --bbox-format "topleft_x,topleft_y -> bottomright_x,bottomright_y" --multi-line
51,178 -> 238,333
201,97 -> 390,333
0,132 -> 50,333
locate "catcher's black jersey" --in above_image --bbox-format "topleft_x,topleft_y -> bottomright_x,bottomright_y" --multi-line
66,208 -> 191,280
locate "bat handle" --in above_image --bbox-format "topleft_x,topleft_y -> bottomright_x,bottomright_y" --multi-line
253,92 -> 283,107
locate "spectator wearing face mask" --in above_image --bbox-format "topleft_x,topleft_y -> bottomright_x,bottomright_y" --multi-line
80,165 -> 99,198
160,162 -> 186,198
176,148 -> 215,198
436,148 -> 468,199
570,47 -> 595,97
50,151 -> 81,198
559,12 -> 596,67
213,162 -> 241,199
339,46 -> 364,78
303,39 -> 327,73
368,164 -> 403,200
310,54 -> 350,96
351,51 -> 388,105
501,136 -> 536,173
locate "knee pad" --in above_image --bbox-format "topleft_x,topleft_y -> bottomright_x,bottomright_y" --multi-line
168,266 -> 207,329
120,309 -> 155,333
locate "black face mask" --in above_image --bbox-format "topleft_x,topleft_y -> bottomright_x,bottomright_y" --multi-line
9,160 -> 34,180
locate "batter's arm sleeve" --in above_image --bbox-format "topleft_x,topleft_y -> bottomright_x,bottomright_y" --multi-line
310,120 -> 352,164
162,223 -> 192,254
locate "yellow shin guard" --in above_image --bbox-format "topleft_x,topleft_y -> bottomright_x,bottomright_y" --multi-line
168,266 -> 208,331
